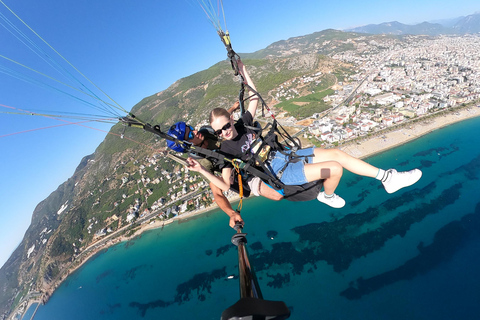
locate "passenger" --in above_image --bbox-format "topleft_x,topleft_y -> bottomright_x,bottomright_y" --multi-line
187,59 -> 422,209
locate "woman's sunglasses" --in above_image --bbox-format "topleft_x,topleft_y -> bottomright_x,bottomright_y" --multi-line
214,122 -> 232,136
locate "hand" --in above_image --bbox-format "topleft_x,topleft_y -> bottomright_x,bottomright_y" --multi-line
227,101 -> 240,114
229,212 -> 244,229
186,157 -> 203,172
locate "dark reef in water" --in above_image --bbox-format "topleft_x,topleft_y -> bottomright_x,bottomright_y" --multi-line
124,239 -> 137,249
216,244 -> 232,257
414,144 -> 459,160
129,267 -> 227,317
350,189 -> 370,207
129,299 -> 172,317
95,269 -> 113,284
440,153 -> 480,180
266,273 -> 291,288
250,241 -> 263,251
345,175 -> 363,188
420,160 -> 435,167
252,242 -> 314,275
340,202 -> 480,300
123,265 -> 148,283
174,267 -> 227,304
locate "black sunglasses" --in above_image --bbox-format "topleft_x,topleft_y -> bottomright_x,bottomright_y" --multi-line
214,122 -> 232,136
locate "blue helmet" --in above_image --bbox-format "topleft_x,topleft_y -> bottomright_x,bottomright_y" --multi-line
167,122 -> 187,152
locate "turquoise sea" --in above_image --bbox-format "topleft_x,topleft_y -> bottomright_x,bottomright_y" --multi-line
32,116 -> 480,320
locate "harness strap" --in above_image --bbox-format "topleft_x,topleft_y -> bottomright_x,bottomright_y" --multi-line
233,162 -> 244,213
244,119 -> 313,182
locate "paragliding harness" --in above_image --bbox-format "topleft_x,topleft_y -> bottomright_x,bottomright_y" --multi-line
217,37 -> 324,201
241,118 -> 324,202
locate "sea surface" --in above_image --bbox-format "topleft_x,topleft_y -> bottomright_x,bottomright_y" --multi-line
32,117 -> 480,320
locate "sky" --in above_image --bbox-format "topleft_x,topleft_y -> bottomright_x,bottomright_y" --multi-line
1,0 -> 479,268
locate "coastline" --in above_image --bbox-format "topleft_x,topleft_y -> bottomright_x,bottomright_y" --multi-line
339,107 -> 479,159
31,106 -> 480,312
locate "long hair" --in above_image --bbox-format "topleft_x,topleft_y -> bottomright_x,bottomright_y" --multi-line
209,107 -> 231,124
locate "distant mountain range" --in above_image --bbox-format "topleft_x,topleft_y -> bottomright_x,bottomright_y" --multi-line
345,12 -> 480,35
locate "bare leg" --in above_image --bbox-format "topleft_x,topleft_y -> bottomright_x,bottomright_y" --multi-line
303,148 -> 422,208
303,161 -> 343,195
258,181 -> 283,201
312,148 -> 378,178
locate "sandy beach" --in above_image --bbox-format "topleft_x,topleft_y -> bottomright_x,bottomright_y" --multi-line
339,108 -> 479,159
21,106 -> 479,317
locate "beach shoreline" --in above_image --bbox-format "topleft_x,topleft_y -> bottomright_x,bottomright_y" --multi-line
28,106 -> 480,314
339,108 -> 479,160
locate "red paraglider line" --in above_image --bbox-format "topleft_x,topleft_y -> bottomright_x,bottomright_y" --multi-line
0,121 -> 94,138
0,103 -> 114,134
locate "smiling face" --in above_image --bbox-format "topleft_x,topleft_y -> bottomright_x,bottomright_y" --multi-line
211,115 -> 236,140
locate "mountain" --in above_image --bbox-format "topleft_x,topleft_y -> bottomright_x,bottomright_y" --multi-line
346,21 -> 451,36
244,29 -> 373,59
345,12 -> 480,35
429,16 -> 465,28
453,12 -> 480,33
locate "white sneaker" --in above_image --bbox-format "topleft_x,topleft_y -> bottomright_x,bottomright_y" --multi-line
317,192 -> 346,208
382,168 -> 422,194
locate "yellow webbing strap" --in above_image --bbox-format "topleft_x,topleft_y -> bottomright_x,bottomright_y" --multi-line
234,162 -> 243,213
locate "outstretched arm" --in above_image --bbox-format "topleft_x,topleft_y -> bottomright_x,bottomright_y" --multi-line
209,182 -> 244,228
187,158 -> 244,228
237,59 -> 259,118
186,158 -> 230,191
